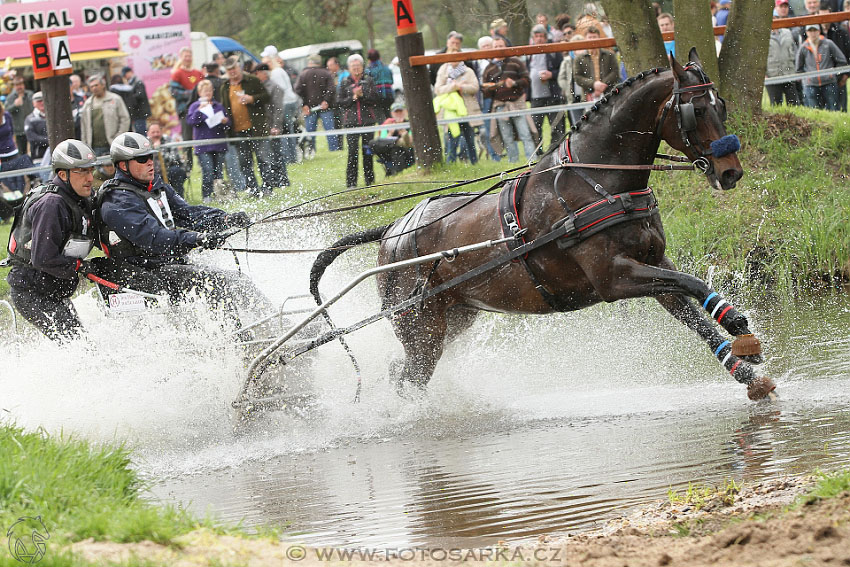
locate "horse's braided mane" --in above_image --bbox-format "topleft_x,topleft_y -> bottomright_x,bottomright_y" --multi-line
539,66 -> 668,160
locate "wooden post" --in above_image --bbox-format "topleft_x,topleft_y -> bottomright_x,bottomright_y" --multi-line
393,0 -> 442,169
29,31 -> 75,150
41,76 -> 75,150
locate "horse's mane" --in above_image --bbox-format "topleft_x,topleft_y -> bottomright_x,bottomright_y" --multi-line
540,66 -> 670,161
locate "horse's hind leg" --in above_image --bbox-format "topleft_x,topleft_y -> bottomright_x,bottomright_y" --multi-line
390,302 -> 450,393
655,292 -> 775,401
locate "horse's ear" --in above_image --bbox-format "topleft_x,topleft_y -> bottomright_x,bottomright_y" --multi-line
670,52 -> 687,80
688,47 -> 703,68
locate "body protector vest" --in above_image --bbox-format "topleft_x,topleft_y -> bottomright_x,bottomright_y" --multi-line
7,183 -> 94,266
95,177 -> 176,260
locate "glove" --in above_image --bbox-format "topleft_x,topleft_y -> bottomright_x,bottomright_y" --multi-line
196,232 -> 228,250
225,211 -> 251,228
74,259 -> 95,276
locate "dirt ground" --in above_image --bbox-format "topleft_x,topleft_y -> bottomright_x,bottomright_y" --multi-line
70,476 -> 850,567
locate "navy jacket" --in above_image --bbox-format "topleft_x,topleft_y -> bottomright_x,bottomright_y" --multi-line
98,169 -> 230,266
7,176 -> 92,297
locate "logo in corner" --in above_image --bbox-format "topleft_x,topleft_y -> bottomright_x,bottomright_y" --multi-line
7,516 -> 50,564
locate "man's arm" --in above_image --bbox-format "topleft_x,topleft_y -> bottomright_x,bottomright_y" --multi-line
28,197 -> 79,279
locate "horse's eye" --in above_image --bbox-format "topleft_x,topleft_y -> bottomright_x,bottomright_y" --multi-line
694,108 -> 704,117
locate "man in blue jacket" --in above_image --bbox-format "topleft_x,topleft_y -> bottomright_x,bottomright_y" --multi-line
95,132 -> 269,319
4,140 -> 100,341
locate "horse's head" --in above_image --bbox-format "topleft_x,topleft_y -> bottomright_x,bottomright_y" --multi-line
660,48 -> 743,190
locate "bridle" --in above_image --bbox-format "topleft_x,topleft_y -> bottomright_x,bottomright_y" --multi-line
655,62 -> 728,175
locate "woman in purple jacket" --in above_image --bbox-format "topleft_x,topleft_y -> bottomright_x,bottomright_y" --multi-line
186,80 -> 229,202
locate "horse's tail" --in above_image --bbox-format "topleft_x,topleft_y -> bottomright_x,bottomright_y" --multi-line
309,224 -> 392,305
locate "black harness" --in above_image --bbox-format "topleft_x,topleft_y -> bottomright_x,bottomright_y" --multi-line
497,141 -> 659,310
654,62 -> 728,175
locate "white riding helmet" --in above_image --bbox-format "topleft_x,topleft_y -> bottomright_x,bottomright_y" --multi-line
52,139 -> 97,171
110,132 -> 157,163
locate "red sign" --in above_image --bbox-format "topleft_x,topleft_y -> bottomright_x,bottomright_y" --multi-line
394,0 -> 417,35
29,32 -> 54,79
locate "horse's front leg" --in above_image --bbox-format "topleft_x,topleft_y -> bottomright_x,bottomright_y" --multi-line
600,256 -> 775,401
605,255 -> 763,361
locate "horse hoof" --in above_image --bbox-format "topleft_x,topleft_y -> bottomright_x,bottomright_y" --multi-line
747,376 -> 777,401
732,333 -> 762,358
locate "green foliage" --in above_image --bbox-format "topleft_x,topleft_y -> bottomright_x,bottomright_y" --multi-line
0,423 -> 227,555
667,482 -> 714,510
796,469 -> 850,507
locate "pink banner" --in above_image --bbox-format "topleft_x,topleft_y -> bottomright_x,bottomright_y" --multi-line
0,0 -> 189,42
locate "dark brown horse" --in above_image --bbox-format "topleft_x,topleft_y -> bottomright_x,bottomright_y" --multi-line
310,50 -> 776,401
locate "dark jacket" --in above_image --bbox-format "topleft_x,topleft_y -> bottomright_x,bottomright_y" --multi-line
294,66 -> 337,108
126,76 -> 152,121
6,176 -> 93,297
796,37 -> 848,86
6,89 -> 34,135
524,51 -> 564,100
572,49 -> 621,97
0,111 -> 17,155
337,74 -> 379,126
24,109 -> 49,159
220,72 -> 270,136
482,57 -> 530,102
97,169 -> 229,267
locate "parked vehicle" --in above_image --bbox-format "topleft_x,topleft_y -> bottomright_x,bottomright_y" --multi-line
191,32 -> 260,69
278,40 -> 363,73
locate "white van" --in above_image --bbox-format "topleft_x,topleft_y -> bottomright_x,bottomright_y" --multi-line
277,40 -> 363,73
190,31 -> 260,69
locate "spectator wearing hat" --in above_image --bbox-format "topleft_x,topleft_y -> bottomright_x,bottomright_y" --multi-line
0,98 -> 37,199
295,54 -> 340,156
526,23 -> 565,151
817,1 -> 850,111
796,23 -> 847,110
254,63 -> 290,188
24,92 -> 49,162
490,18 -> 512,46
429,31 -> 465,85
221,55 -> 277,196
6,76 -> 33,155
368,101 -> 415,176
767,0 -> 802,106
365,49 -> 395,121
260,46 -> 300,163
121,66 -> 152,135
338,54 -> 379,188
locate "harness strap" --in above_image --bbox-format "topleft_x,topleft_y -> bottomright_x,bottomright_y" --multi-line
497,171 -> 560,309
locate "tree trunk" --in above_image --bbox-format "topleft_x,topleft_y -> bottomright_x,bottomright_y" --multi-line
718,0 -> 773,115
498,0 -> 531,47
363,0 -> 375,49
603,0 -> 667,75
672,0 -> 719,81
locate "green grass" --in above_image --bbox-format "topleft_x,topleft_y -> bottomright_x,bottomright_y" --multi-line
795,469 -> 850,507
0,423 -> 246,566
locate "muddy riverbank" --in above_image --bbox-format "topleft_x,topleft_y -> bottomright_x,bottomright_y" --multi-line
70,474 -> 849,566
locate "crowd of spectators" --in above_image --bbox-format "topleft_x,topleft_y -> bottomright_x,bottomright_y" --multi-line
3,0 -> 850,205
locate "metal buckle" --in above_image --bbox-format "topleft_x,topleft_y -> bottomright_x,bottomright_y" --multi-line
503,212 -> 520,235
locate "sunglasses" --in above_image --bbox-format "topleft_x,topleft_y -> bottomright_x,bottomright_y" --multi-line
133,155 -> 154,164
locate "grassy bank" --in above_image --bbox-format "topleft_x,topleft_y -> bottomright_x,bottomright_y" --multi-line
0,423 -> 246,567
1,103 -> 849,301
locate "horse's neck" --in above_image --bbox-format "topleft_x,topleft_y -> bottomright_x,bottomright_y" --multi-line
570,74 -> 672,173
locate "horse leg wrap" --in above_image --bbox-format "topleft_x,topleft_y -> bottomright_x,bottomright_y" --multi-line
702,291 -> 750,335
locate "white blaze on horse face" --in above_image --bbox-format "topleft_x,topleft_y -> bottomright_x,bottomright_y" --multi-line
708,90 -> 716,106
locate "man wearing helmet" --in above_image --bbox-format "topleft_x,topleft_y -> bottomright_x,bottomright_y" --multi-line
94,132 -> 266,318
4,139 -> 101,341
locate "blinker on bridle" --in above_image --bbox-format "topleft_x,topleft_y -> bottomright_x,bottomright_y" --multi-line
655,62 -> 735,174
